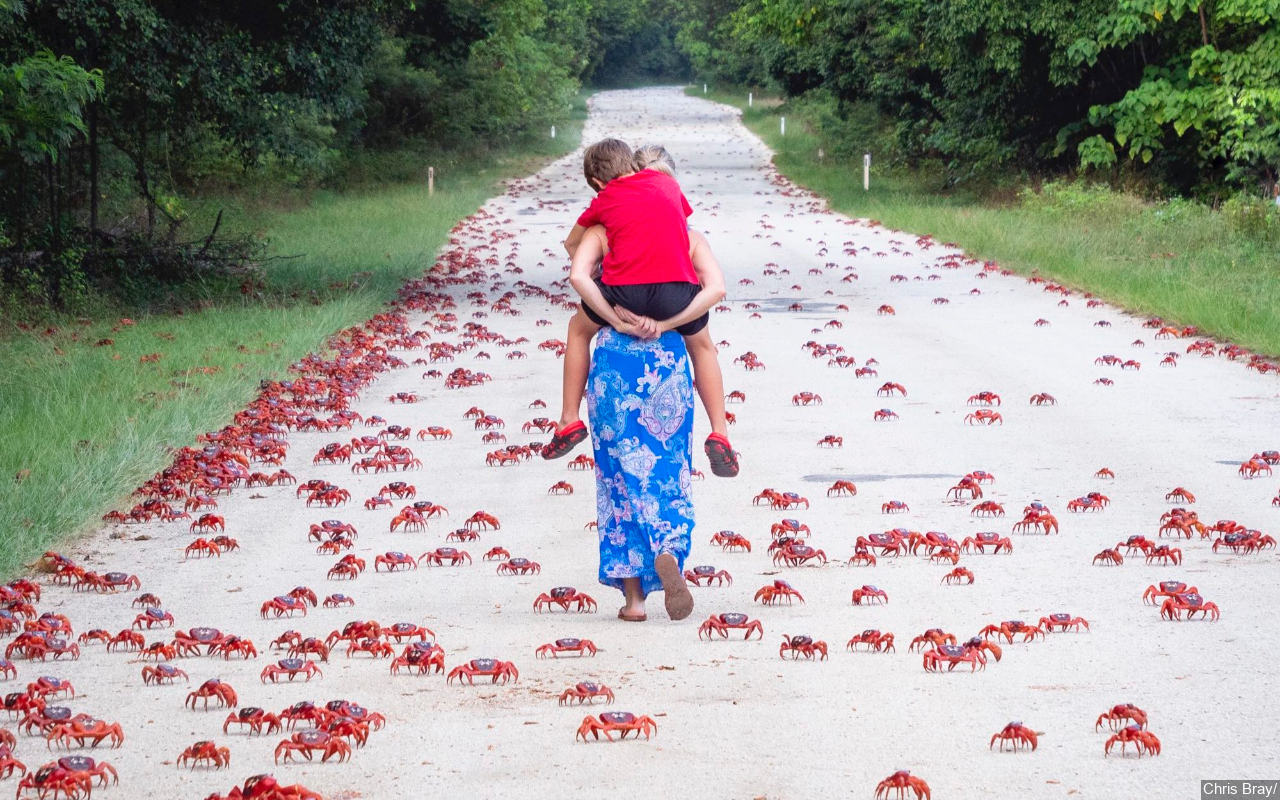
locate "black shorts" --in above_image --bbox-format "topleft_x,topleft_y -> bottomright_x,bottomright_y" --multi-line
581,279 -> 708,337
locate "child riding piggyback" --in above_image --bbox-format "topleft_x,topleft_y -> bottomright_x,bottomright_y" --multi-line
542,138 -> 739,477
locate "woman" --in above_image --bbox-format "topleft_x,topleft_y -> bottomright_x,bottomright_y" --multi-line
587,322 -> 697,622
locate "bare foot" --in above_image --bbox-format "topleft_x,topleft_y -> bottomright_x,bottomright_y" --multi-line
655,553 -> 694,620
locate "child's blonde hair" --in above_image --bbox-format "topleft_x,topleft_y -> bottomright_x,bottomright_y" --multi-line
633,144 -> 676,177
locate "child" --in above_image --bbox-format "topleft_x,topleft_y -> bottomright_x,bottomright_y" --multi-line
542,139 -> 738,477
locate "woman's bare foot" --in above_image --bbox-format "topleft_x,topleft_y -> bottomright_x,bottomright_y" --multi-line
619,578 -> 647,621
655,553 -> 694,621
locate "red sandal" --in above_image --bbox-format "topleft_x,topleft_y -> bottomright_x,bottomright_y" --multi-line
541,420 -> 588,460
704,433 -> 739,478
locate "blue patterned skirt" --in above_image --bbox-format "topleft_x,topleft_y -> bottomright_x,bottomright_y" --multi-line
586,328 -> 696,595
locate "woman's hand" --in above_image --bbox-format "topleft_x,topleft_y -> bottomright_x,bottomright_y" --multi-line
614,306 -> 659,339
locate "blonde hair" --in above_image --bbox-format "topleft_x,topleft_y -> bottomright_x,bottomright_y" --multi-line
633,144 -> 676,177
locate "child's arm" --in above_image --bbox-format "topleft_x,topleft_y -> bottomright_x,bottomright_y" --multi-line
569,226 -> 657,338
653,230 -> 726,334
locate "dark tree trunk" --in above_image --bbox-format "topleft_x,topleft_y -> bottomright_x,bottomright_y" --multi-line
89,102 -> 100,235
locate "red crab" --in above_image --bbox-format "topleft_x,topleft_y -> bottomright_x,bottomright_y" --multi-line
709,531 -> 751,552
547,480 -> 574,495
464,511 -> 501,530
446,658 -> 518,685
1028,392 -> 1057,406
792,392 -> 823,406
827,480 -> 857,497
1239,459 -> 1272,478
970,500 -> 1005,517
779,635 -> 827,660
140,664 -> 188,685
1145,545 -> 1182,565
558,682 -> 614,706
0,745 -> 23,779
26,676 -> 74,700
576,711 -> 657,742
697,613 -> 763,640
495,557 -> 541,576
960,532 -> 1011,554
947,477 -> 983,500
259,596 -> 308,619
132,607 -> 175,629
185,538 -> 222,559
533,587 -> 597,613
323,594 -> 354,608
922,643 -> 983,672
535,638 -> 598,658
374,551 -> 417,572
979,621 -> 1044,643
260,658 -> 323,683
965,409 -> 1002,425
274,729 -> 352,764
753,580 -> 804,605
990,721 -> 1039,751
1038,613 -> 1089,633
1159,591 -> 1219,621
683,565 -> 732,587
941,567 -> 974,585
817,435 -> 843,448
1104,725 -> 1161,757
851,585 -> 888,605
877,382 -> 907,397
1013,508 -> 1059,535
390,642 -> 446,675
190,514 -> 226,533
177,740 -> 231,769
772,542 -> 827,567
346,638 -> 393,659
881,500 -> 909,514
1096,703 -> 1148,731
846,630 -> 895,652
482,547 -> 510,562
567,454 -> 595,470
967,391 -> 1000,406
875,770 -> 930,800
186,679 -> 238,710
381,622 -> 435,643
420,547 -> 472,567
1092,548 -> 1124,566
770,518 -> 810,538
1165,487 -> 1196,503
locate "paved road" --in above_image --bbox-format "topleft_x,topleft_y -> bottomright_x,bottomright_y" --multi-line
21,87 -> 1280,799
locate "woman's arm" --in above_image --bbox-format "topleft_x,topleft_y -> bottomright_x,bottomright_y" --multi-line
563,224 -> 587,258
569,226 -> 656,337
654,230 -> 726,334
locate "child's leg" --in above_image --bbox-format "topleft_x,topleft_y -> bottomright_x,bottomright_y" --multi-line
683,328 -> 728,437
558,309 -> 602,429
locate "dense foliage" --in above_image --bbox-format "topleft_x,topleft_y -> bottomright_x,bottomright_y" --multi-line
674,0 -> 1279,195
0,0 -> 684,312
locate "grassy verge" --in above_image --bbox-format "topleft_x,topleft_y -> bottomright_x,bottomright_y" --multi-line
0,99 -> 586,578
694,87 -> 1280,357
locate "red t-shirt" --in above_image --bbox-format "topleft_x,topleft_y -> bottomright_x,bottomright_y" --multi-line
576,170 -> 698,285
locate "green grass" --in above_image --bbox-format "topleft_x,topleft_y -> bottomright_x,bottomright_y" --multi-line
695,87 -> 1280,357
0,101 -> 586,579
